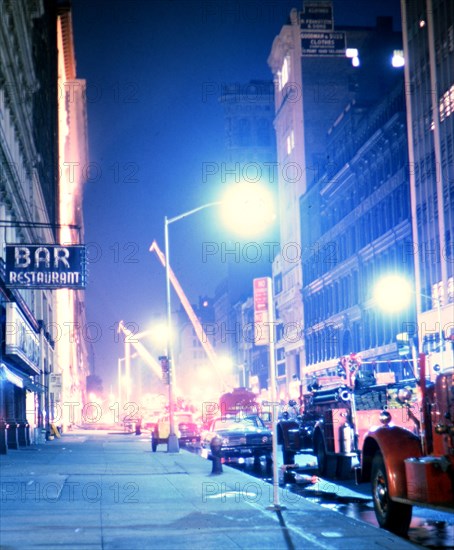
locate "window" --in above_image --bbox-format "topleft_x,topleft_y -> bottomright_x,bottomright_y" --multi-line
286,130 -> 295,155
278,56 -> 290,91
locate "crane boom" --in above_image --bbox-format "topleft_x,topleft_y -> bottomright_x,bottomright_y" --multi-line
149,240 -> 221,377
118,320 -> 162,377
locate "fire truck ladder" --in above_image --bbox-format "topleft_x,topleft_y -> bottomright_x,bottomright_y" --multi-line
149,240 -> 224,386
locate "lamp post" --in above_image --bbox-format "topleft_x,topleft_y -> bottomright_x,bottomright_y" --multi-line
164,202 -> 220,453
162,183 -> 276,453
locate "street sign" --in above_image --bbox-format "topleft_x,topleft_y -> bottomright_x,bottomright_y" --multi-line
301,30 -> 346,57
253,277 -> 271,346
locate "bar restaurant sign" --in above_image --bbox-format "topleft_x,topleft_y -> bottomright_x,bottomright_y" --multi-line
5,244 -> 86,289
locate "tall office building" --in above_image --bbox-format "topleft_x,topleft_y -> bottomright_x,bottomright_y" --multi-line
268,2 -> 404,397
401,0 -> 454,369
214,80 -> 277,391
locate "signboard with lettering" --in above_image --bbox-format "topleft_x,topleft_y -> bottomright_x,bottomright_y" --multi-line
300,1 -> 334,31
253,277 -> 271,346
5,244 -> 86,289
49,373 -> 62,401
301,30 -> 346,57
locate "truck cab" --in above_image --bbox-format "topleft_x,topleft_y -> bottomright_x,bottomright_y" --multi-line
360,355 -> 454,536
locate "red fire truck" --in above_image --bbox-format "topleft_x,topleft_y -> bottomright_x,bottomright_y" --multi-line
278,354 -> 421,479
359,353 -> 454,535
218,387 -> 259,416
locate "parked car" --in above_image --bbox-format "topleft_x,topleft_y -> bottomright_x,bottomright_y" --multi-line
201,414 -> 272,464
151,412 -> 201,451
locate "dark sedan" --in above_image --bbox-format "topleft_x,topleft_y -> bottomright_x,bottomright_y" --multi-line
201,414 -> 272,464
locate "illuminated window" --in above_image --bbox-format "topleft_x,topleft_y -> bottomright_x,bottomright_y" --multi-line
392,50 -> 405,67
278,56 -> 290,91
431,84 -> 454,129
440,84 -> 454,122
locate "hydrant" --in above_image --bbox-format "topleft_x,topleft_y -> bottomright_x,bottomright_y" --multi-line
210,436 -> 223,475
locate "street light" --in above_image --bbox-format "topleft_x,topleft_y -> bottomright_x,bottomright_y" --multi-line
373,274 -> 444,371
162,183 -> 276,453
164,203 -> 219,453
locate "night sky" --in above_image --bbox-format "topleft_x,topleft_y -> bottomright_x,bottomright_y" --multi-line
71,0 -> 402,388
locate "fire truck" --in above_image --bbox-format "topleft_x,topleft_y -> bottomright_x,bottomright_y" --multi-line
219,387 -> 259,416
278,354 -> 421,479
359,353 -> 454,536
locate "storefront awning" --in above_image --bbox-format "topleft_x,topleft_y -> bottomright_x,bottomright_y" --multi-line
0,363 -> 44,393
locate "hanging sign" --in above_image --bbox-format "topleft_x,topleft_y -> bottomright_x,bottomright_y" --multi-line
5,244 -> 86,289
253,277 -> 271,346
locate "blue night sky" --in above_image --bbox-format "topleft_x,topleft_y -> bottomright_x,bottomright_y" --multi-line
71,0 -> 402,386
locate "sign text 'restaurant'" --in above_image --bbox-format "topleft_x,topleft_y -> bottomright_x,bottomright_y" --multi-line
5,245 -> 86,289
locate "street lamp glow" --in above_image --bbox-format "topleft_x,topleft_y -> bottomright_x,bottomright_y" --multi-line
374,275 -> 412,312
150,322 -> 171,348
220,182 -> 276,236
217,356 -> 233,372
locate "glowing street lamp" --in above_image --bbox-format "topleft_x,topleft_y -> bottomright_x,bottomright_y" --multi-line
161,182 -> 276,453
220,181 -> 276,237
374,274 -> 413,313
373,274 -> 444,371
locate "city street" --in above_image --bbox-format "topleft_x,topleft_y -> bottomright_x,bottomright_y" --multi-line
0,2 -> 453,548
0,429 -> 423,550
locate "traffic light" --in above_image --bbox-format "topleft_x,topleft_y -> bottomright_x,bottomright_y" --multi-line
159,356 -> 170,384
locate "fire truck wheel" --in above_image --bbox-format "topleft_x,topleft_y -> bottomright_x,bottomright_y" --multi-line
371,451 -> 412,535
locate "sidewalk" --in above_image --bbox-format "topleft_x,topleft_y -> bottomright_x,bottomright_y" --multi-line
0,430 -> 421,550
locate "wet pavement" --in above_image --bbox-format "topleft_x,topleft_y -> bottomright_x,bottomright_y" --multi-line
228,451 -> 454,550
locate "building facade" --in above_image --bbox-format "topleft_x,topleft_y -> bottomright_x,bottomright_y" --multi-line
176,296 -> 218,404
0,0 -> 88,452
301,81 -> 416,384
0,0 -> 58,450
215,80 -> 277,393
268,3 -> 405,397
54,3 -> 89,429
401,0 -> 454,371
